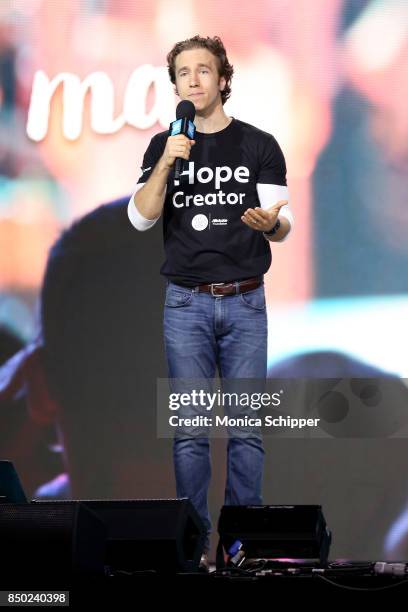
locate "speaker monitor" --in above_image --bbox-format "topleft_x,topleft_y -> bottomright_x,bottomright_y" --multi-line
0,460 -> 27,503
33,498 -> 206,573
217,504 -> 332,567
0,502 -> 106,587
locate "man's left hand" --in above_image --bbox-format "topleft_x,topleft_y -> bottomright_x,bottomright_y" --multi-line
241,200 -> 288,232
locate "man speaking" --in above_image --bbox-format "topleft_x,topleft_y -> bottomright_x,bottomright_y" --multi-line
128,35 -> 293,568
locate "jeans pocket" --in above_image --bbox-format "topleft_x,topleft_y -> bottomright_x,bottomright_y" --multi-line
239,287 -> 266,311
165,287 -> 193,308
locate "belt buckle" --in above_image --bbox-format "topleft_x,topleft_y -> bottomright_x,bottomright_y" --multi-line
210,283 -> 225,297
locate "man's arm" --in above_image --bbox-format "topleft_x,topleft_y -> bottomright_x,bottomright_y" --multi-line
132,156 -> 170,221
241,184 -> 294,241
263,214 -> 291,242
242,134 -> 293,241
241,198 -> 292,240
258,184 -> 293,242
128,134 -> 195,230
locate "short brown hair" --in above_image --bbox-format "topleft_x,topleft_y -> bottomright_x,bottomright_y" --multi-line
167,35 -> 234,105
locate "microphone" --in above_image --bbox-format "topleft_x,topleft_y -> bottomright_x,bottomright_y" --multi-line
169,100 -> 196,180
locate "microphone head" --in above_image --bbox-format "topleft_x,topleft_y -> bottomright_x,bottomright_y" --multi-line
176,100 -> 196,121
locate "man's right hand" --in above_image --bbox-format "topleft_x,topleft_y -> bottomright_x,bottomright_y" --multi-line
161,135 -> 196,169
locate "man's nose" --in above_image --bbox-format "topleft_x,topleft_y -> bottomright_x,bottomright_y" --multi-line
189,72 -> 199,87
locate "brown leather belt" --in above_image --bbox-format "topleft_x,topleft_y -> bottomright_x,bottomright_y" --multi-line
196,277 -> 262,297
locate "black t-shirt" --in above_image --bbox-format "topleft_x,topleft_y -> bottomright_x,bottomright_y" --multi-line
137,118 -> 287,286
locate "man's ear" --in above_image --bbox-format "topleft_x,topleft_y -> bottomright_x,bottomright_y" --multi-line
0,342 -> 58,426
24,344 -> 59,426
219,76 -> 226,92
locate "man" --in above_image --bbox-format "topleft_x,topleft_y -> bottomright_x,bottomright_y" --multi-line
1,196 -> 173,501
128,35 -> 293,566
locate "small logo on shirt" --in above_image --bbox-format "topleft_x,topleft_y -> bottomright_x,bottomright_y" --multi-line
191,214 -> 208,231
212,218 -> 228,226
140,166 -> 152,176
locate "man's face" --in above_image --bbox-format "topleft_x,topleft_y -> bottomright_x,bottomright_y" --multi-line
174,47 -> 226,113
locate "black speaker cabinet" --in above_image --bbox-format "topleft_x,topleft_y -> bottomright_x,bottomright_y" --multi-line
217,504 -> 332,568
33,498 -> 206,573
0,460 -> 27,503
0,502 -> 106,586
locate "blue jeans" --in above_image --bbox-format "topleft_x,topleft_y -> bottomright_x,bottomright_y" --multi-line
163,280 -> 267,551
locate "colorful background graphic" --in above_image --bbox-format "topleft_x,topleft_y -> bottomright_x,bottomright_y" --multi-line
1,0 -> 408,560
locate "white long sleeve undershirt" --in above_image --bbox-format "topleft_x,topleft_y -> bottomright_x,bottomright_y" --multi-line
127,182 -> 294,239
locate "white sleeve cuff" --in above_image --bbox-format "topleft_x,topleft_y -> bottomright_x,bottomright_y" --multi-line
256,183 -> 293,242
127,183 -> 160,231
